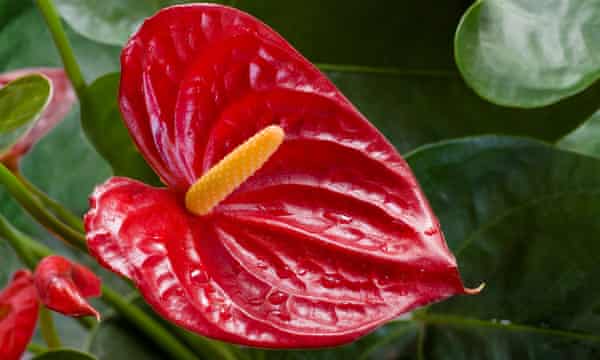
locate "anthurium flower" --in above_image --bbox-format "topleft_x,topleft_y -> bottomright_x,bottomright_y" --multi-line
34,255 -> 102,320
85,4 -> 478,348
0,270 -> 39,360
0,68 -> 75,169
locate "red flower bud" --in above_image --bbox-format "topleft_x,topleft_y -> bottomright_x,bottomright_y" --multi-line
85,4 -> 477,348
34,255 -> 101,320
0,270 -> 39,360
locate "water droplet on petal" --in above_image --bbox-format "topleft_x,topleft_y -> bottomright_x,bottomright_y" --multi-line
424,227 -> 438,236
219,305 -> 232,320
268,291 -> 288,305
269,310 -> 291,321
324,211 -> 352,224
190,269 -> 208,284
321,274 -> 342,288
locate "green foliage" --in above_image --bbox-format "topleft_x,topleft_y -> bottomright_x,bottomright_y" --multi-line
455,0 -> 600,108
86,317 -> 165,360
559,111 -> 600,157
53,0 -> 201,46
0,74 -> 51,151
408,136 -> 600,358
32,349 -> 97,360
81,73 -> 160,184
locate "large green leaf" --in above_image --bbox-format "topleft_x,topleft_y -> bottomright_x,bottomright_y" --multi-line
403,136 -> 600,359
33,349 -> 97,360
558,110 -> 600,157
54,0 -> 202,46
455,0 -> 600,108
81,73 -> 160,184
58,0 -> 600,154
0,74 -> 51,152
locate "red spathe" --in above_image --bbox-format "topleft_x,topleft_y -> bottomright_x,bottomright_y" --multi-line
85,4 -> 472,348
0,270 -> 38,360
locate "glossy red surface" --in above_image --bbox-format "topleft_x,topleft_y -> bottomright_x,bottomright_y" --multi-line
0,68 -> 75,169
0,270 -> 39,360
86,4 -> 472,347
34,255 -> 101,319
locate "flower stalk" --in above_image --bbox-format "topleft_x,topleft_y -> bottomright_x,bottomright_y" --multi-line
34,0 -> 87,100
39,306 -> 61,349
0,163 -> 87,251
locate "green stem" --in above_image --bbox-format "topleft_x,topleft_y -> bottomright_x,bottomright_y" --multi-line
39,306 -> 62,349
0,164 -> 87,251
0,214 -> 37,268
27,343 -> 48,355
102,287 -> 199,360
172,327 -> 238,360
16,172 -> 85,232
34,0 -> 87,99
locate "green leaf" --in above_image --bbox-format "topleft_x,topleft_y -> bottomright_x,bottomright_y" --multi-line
53,0 -> 201,46
81,73 -> 160,184
0,7 -> 120,83
33,349 -> 97,360
405,136 -> 600,358
86,316 -> 172,360
0,74 -> 51,152
558,110 -> 600,157
455,0 -> 600,108
257,321 -> 418,360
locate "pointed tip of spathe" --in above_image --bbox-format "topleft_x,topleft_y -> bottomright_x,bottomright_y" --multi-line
91,308 -> 101,322
83,303 -> 101,322
464,282 -> 485,295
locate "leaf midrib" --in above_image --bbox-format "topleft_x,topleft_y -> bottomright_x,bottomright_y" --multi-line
412,313 -> 600,343
316,63 -> 458,78
456,188 -> 600,255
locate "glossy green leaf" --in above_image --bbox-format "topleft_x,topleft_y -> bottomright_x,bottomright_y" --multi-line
558,110 -> 600,157
404,136 -> 600,359
81,73 -> 160,184
54,0 -> 203,46
0,74 -> 51,152
455,0 -> 600,108
33,349 -> 97,360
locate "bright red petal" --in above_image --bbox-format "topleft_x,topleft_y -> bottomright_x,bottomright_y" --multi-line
34,255 -> 101,319
0,270 -> 39,360
86,176 -> 466,347
0,68 -> 75,168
